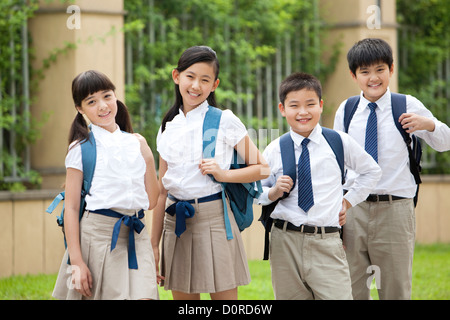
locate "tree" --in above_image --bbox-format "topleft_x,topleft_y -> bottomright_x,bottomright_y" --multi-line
397,0 -> 450,173
124,0 -> 338,161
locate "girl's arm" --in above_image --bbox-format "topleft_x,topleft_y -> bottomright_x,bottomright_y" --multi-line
200,134 -> 270,183
150,156 -> 168,284
64,167 -> 92,297
134,133 -> 160,210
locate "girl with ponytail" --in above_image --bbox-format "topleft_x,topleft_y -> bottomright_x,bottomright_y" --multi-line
53,70 -> 160,300
152,46 -> 269,300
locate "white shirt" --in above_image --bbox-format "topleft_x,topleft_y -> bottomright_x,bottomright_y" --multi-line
156,100 -> 247,200
258,125 -> 381,227
334,88 -> 450,198
65,124 -> 149,213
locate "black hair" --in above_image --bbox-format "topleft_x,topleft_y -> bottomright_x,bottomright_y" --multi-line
69,70 -> 133,145
279,72 -> 322,105
161,46 -> 220,132
347,38 -> 394,75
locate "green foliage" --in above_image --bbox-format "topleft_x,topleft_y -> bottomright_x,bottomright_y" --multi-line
123,0 -> 338,161
0,0 -> 44,191
397,0 -> 450,173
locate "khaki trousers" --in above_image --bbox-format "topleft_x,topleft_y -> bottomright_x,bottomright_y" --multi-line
270,223 -> 352,300
343,198 -> 415,300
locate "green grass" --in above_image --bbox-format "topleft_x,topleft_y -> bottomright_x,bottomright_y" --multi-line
1,244 -> 448,300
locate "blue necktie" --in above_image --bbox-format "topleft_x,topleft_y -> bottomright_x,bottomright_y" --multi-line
298,138 -> 314,212
365,103 -> 378,162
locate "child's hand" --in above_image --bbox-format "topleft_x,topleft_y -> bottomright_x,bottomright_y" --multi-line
399,113 -> 435,133
152,245 -> 165,285
339,198 -> 352,226
71,261 -> 93,297
134,133 -> 154,162
268,175 -> 294,201
199,159 -> 225,181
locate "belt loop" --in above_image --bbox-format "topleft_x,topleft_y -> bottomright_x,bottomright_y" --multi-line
320,226 -> 325,238
388,195 -> 393,204
282,221 -> 288,232
313,226 -> 318,235
194,197 -> 200,212
300,225 -> 304,233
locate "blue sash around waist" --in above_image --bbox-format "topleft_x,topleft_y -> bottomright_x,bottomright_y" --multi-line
90,208 -> 145,270
165,192 -> 222,237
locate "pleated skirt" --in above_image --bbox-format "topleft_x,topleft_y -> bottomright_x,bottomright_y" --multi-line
161,197 -> 251,294
52,210 -> 158,300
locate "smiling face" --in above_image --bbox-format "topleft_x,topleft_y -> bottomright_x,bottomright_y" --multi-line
77,89 -> 118,132
279,88 -> 323,138
172,62 -> 220,113
352,62 -> 394,102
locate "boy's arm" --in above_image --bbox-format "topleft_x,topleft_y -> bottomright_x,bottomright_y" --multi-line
402,96 -> 450,152
341,133 -> 382,207
268,176 -> 294,201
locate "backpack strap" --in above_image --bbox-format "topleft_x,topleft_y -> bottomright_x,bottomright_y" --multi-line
46,130 -> 96,253
343,95 -> 360,133
202,106 -> 234,240
279,132 -> 297,197
390,93 -> 408,141
390,93 -> 422,185
46,131 -> 96,220
202,106 -> 222,159
321,127 -> 345,184
261,132 -> 296,260
80,130 -> 97,214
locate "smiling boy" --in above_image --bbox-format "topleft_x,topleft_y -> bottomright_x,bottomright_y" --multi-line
258,72 -> 381,300
333,38 -> 450,300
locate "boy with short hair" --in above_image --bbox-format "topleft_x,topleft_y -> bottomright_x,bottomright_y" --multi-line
333,38 -> 450,300
258,72 -> 381,300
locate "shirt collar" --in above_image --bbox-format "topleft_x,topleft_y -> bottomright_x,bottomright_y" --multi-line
289,124 -> 322,149
90,123 -> 120,136
178,100 -> 210,118
360,87 -> 391,112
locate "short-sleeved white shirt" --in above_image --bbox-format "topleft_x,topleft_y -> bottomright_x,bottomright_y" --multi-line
157,100 -> 247,200
65,124 -> 149,212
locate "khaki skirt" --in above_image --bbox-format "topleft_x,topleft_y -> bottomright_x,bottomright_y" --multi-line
52,210 -> 158,300
161,197 -> 251,294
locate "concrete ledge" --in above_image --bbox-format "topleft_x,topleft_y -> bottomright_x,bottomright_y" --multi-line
0,189 -> 62,201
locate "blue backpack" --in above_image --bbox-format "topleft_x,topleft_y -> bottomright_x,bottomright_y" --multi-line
343,93 -> 422,206
259,128 -> 345,260
202,106 -> 263,240
46,131 -> 97,248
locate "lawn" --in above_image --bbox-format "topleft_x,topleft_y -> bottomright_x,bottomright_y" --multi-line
1,244 -> 448,300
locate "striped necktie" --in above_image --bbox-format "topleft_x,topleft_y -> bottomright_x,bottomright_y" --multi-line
365,102 -> 378,162
297,138 -> 314,212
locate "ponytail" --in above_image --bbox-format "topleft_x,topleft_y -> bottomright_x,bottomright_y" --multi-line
161,86 -> 183,133
116,100 -> 134,133
68,112 -> 89,146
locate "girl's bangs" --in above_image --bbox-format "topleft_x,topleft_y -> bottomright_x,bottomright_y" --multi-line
73,70 -> 116,105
